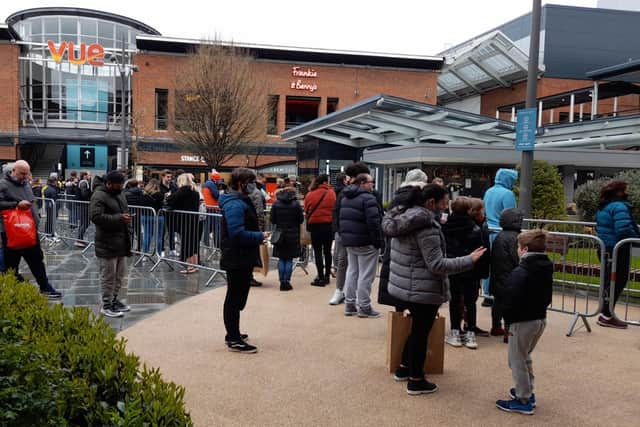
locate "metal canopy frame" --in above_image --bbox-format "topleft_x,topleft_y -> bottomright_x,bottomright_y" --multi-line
282,94 -> 640,152
437,31 -> 544,104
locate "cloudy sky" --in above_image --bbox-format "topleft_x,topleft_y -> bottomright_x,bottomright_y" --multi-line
1,1 -> 601,55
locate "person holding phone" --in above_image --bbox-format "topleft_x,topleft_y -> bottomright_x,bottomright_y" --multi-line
89,171 -> 133,318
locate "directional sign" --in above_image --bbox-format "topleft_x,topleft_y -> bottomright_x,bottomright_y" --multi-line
515,108 -> 537,151
80,147 -> 95,167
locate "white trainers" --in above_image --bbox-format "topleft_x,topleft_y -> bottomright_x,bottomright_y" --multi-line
329,290 -> 345,305
445,329 -> 463,347
464,331 -> 478,349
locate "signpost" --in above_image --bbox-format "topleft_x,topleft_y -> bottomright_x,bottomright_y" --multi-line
515,108 -> 537,151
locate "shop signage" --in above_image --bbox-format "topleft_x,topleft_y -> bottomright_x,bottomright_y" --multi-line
47,40 -> 105,66
80,147 -> 95,167
290,66 -> 318,93
180,155 -> 206,163
515,108 -> 537,151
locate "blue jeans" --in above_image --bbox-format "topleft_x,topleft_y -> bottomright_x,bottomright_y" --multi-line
142,215 -> 164,254
278,258 -> 293,283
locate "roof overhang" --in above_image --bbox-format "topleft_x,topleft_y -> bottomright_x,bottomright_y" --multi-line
587,59 -> 640,81
437,31 -> 544,104
0,23 -> 20,42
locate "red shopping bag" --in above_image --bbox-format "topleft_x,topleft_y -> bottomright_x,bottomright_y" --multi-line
2,208 -> 37,249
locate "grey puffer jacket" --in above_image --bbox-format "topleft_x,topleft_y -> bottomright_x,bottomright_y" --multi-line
382,206 -> 474,305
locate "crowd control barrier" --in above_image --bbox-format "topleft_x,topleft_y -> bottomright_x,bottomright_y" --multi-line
35,197 -> 57,240
150,209 -> 225,288
127,204 -> 160,265
53,198 -> 94,253
609,238 -> 640,327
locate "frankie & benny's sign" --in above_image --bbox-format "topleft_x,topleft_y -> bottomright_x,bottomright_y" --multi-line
47,40 -> 105,66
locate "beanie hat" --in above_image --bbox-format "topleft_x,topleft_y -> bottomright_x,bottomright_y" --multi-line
105,170 -> 125,184
401,169 -> 428,188
210,170 -> 221,181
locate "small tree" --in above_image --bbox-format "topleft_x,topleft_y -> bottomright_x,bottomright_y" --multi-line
514,160 -> 565,219
172,42 -> 269,169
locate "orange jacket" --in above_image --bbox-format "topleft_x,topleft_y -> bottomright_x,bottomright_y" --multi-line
202,186 -> 218,207
304,184 -> 336,225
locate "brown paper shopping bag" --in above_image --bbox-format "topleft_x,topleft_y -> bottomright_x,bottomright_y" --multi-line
253,244 -> 270,277
386,311 -> 445,375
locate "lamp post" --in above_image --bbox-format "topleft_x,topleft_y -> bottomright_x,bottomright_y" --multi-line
111,40 -> 138,171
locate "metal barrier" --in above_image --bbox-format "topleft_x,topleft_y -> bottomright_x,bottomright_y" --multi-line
54,198 -> 94,253
35,197 -> 57,241
127,204 -> 160,265
150,208 -> 225,287
202,206 -> 223,262
609,238 -> 640,327
524,218 -> 596,234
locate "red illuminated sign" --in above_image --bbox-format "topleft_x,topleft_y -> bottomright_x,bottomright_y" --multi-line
47,40 -> 105,66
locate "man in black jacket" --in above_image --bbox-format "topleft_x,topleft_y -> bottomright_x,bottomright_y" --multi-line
90,171 -> 133,318
338,173 -> 382,318
496,229 -> 553,416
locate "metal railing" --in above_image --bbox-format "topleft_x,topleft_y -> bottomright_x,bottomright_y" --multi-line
609,238 -> 640,327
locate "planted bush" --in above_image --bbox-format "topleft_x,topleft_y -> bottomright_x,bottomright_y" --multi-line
0,274 -> 193,426
575,169 -> 640,221
514,160 -> 566,219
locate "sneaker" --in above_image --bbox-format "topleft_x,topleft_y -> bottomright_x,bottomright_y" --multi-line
250,278 -> 263,287
160,251 -> 166,257
344,303 -> 358,316
74,240 -> 87,248
40,286 -> 62,299
490,327 -> 505,336
393,365 -> 410,381
597,314 -> 628,329
310,276 -> 327,287
464,331 -> 478,349
510,388 -> 536,408
407,378 -> 438,395
329,290 -> 345,305
496,398 -> 535,415
481,298 -> 494,307
280,282 -> 293,291
470,326 -> 490,337
112,299 -> 131,312
100,305 -> 124,318
445,330 -> 463,347
227,339 -> 257,354
357,306 -> 381,318
169,250 -> 178,257
225,334 -> 249,344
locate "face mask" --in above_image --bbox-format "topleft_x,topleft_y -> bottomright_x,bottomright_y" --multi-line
244,182 -> 257,194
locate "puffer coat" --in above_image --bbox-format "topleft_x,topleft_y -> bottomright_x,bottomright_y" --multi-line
382,206 -> 474,305
270,189 -> 304,260
89,185 -> 132,258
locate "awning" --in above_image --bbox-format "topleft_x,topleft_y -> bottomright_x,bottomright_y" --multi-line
437,31 -> 543,104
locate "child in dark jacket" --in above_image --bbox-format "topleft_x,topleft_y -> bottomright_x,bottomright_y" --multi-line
496,229 -> 553,415
489,208 -> 524,341
443,197 -> 490,349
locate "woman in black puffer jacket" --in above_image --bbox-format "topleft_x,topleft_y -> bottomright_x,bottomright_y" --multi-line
382,184 -> 485,396
270,188 -> 304,291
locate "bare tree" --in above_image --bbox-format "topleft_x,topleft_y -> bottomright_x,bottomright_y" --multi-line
172,42 -> 269,169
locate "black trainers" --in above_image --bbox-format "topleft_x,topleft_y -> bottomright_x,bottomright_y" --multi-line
112,299 -> 131,312
225,334 -> 249,344
100,304 -> 124,318
250,278 -> 262,287
227,339 -> 257,353
407,378 -> 438,395
40,285 -> 62,299
280,282 -> 293,291
310,276 -> 327,287
393,365 -> 410,381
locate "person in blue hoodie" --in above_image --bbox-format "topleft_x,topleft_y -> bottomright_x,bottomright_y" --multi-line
219,168 -> 269,354
595,180 -> 639,329
482,168 -> 518,306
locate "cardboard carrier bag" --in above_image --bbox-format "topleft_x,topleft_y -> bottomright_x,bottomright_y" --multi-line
253,243 -> 270,277
386,311 -> 445,375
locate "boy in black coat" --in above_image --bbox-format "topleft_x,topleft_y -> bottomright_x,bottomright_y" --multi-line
496,229 -> 553,416
489,208 -> 524,340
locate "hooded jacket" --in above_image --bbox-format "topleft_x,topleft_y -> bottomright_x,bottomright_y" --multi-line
304,183 -> 336,225
382,206 -> 474,305
89,185 -> 132,258
219,191 -> 264,270
338,185 -> 382,248
484,169 -> 518,229
503,252 -> 553,324
270,189 -> 304,260
596,199 -> 639,250
0,171 -> 39,234
489,208 -> 524,300
443,212 -> 489,281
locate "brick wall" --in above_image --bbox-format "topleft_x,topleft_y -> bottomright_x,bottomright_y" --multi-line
0,43 -> 20,134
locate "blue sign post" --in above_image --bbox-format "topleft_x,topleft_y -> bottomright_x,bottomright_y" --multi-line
515,108 -> 537,151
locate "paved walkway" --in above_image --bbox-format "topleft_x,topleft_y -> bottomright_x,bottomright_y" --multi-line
119,269 -> 640,427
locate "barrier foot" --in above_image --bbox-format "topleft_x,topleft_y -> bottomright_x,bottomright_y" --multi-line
81,242 -> 94,255
150,258 -> 162,272
205,270 -> 225,287
567,313 -> 591,337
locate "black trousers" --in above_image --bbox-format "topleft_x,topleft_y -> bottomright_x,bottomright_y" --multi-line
401,303 -> 440,379
449,277 -> 480,330
2,237 -> 50,290
602,245 -> 631,317
223,269 -> 253,341
309,223 -> 333,278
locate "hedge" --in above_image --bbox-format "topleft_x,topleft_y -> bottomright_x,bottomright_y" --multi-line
0,274 -> 193,426
575,169 -> 640,221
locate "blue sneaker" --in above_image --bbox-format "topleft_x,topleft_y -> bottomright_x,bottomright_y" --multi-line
510,388 -> 536,407
496,398 -> 535,415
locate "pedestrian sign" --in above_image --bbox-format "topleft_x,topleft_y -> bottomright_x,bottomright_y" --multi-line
515,108 -> 537,151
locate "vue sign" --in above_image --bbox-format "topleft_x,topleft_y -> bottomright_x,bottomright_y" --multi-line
47,40 -> 105,66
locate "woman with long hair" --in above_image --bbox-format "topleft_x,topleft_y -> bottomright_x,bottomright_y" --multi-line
304,174 -> 336,286
167,173 -> 202,273
383,184 -> 485,395
595,180 -> 639,329
142,178 -> 164,254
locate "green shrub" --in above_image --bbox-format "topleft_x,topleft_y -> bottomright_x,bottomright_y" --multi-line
514,160 -> 566,219
575,169 -> 640,221
0,274 -> 193,426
